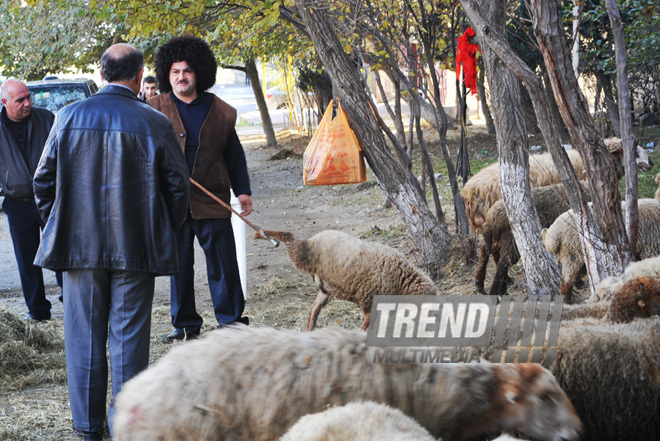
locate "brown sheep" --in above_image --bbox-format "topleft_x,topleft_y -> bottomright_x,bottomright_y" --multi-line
604,276 -> 660,323
113,326 -> 582,441
254,229 -> 438,330
475,184 -> 589,297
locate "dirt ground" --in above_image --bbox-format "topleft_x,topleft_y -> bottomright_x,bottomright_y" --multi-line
0,124 -> 592,440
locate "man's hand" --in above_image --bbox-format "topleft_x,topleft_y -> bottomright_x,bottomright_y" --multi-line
238,194 -> 252,216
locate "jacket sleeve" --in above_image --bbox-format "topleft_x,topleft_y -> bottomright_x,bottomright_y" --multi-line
33,119 -> 58,223
159,125 -> 190,232
223,129 -> 252,196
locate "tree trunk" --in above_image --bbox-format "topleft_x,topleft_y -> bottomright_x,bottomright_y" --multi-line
605,0 -> 639,258
528,0 -> 630,285
542,70 -> 571,144
477,57 -> 496,135
295,1 -> 451,276
244,59 -> 278,147
520,82 -> 540,135
417,10 -> 470,235
595,71 -> 621,138
469,0 -> 560,299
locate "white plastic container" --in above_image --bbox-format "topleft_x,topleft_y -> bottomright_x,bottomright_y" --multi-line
230,190 -> 247,298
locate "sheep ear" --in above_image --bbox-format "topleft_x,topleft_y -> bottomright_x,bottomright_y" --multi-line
505,390 -> 517,404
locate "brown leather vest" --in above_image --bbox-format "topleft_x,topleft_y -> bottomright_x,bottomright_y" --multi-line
149,93 -> 237,219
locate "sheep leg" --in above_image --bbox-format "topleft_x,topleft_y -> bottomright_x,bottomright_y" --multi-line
476,231 -> 496,295
360,311 -> 371,331
475,243 -> 490,295
489,253 -> 513,297
306,291 -> 331,331
560,281 -> 574,304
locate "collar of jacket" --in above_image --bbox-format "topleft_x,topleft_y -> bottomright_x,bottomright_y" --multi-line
96,84 -> 140,100
0,104 -> 32,127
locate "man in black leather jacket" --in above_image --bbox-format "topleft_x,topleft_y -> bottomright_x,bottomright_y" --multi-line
33,44 -> 189,441
0,78 -> 60,321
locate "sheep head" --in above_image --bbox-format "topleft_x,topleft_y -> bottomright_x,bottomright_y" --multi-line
605,276 -> 660,323
494,363 -> 582,441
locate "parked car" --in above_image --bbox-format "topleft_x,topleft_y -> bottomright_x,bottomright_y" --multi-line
265,86 -> 289,110
26,77 -> 98,113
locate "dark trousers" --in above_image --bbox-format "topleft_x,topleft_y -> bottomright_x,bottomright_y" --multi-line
170,216 -> 244,331
63,269 -> 155,436
2,197 -> 56,319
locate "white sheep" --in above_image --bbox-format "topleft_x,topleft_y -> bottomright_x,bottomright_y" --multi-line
279,401 -> 531,441
542,199 -> 660,302
112,326 -> 581,441
254,229 -> 438,330
279,401 -> 437,441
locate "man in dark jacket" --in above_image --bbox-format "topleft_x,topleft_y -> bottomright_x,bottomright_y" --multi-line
33,43 -> 189,441
0,78 -> 59,321
149,36 -> 252,343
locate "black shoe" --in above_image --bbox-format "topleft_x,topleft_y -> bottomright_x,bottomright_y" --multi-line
217,316 -> 250,329
77,430 -> 102,441
24,313 -> 51,322
161,328 -> 200,344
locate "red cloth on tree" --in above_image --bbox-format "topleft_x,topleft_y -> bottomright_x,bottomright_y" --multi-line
456,27 -> 481,95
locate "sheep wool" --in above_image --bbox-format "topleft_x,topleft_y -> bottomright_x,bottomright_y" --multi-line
593,255 -> 660,302
279,401 -> 437,441
113,326 -> 581,441
476,183 -> 589,296
604,276 -> 660,323
550,317 -> 660,441
460,150 -> 585,232
543,199 -> 660,300
257,229 -> 438,330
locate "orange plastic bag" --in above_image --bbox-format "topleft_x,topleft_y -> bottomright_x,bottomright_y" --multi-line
303,98 -> 367,186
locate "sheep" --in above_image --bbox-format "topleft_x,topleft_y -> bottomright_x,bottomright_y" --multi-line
253,229 -> 438,331
546,317 -> 660,441
461,140 -> 653,233
483,304 -> 660,440
592,255 -> 660,302
112,325 -> 581,441
542,199 -> 660,302
279,401 -> 532,441
279,401 -> 437,441
603,276 -> 660,323
602,137 -> 654,172
475,184 -> 589,297
460,150 -> 586,232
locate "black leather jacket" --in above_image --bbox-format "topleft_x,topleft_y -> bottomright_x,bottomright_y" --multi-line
33,85 -> 190,275
0,106 -> 54,200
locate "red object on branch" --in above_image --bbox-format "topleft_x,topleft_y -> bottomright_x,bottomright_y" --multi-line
456,27 -> 481,95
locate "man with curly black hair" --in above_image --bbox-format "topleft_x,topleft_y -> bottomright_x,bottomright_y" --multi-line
150,36 -> 252,343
